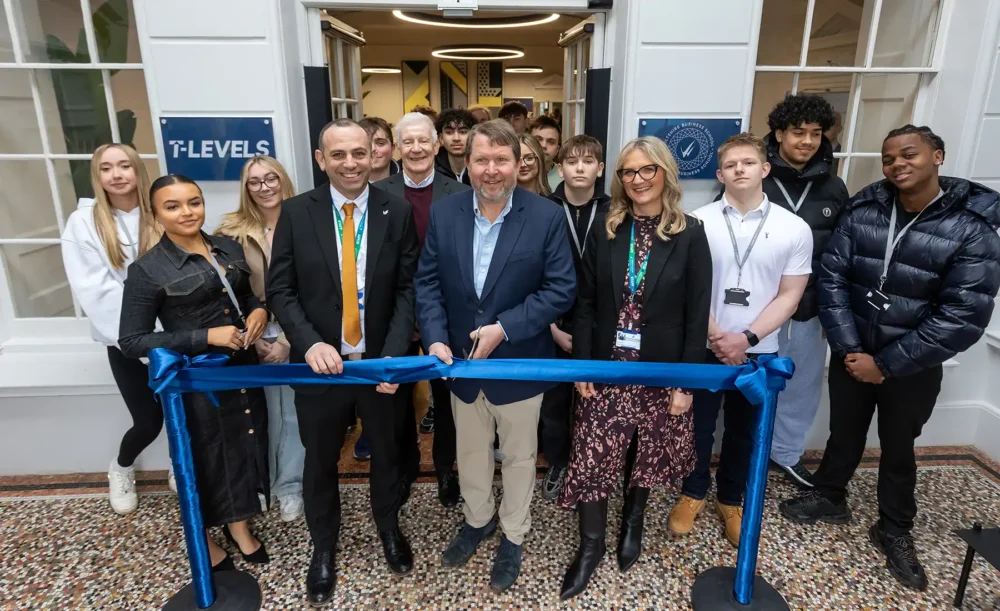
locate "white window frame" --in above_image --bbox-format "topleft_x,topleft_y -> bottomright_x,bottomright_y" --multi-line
559,14 -> 604,138
0,0 -> 155,348
748,0 -> 952,189
322,15 -> 364,121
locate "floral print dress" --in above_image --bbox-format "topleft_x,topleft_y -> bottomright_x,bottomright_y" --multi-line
560,214 -> 697,508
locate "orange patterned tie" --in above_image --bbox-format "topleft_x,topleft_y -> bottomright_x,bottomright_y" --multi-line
341,203 -> 362,346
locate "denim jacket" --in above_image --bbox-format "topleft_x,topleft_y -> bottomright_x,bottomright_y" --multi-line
118,232 -> 265,359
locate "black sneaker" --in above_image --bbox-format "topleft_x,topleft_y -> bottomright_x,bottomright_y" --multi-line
779,490 -> 852,525
541,465 -> 566,501
868,524 -> 928,591
419,410 -> 435,434
777,460 -> 814,490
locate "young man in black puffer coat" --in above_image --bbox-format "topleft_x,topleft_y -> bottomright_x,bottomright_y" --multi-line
780,125 -> 1000,592
718,94 -> 849,488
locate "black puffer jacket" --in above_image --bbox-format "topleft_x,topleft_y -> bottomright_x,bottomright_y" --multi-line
818,177 -> 1000,378
762,133 -> 848,321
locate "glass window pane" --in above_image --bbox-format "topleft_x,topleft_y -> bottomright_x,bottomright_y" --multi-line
0,5 -> 15,62
142,157 -> 161,185
35,69 -> 113,154
95,0 -> 140,63
1,243 -> 75,317
805,0 -> 865,67
849,73 -> 920,153
756,0 -> 808,66
749,72 -> 794,137
845,156 -> 884,196
0,160 -> 59,239
872,0 -> 940,67
111,69 -> 155,153
53,158 -> 93,221
0,70 -> 45,153
13,0 -> 90,63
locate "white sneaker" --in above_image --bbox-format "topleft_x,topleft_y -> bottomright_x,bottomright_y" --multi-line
167,469 -> 177,493
108,461 -> 138,515
279,495 -> 305,522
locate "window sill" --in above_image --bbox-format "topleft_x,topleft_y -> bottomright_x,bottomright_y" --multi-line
986,330 -> 1000,351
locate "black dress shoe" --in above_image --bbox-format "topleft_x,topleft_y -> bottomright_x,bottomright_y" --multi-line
306,550 -> 336,607
222,524 -> 270,564
437,472 -> 461,508
211,553 -> 235,573
379,528 -> 414,574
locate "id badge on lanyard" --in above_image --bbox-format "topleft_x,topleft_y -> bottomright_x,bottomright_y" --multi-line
722,201 -> 770,307
616,222 -> 647,350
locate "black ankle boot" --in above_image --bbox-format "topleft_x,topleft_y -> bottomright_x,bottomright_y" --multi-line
560,499 -> 608,600
617,486 -> 649,572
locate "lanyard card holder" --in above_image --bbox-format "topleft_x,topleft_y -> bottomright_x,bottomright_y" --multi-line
724,288 -> 751,307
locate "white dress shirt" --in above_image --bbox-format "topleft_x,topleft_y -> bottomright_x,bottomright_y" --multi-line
330,184 -> 370,355
403,169 -> 435,189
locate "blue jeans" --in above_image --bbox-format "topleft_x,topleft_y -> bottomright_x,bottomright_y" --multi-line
680,350 -> 773,506
265,383 -> 304,499
770,317 -> 826,467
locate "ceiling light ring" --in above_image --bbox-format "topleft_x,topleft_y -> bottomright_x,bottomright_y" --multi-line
393,10 -> 560,29
361,66 -> 402,74
431,45 -> 525,61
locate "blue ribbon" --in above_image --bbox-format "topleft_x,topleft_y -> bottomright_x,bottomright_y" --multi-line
147,348 -> 794,607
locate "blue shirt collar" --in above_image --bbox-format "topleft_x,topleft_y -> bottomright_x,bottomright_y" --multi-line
472,191 -> 514,225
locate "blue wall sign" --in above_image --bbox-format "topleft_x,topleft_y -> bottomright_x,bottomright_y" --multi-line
160,117 -> 275,181
638,118 -> 742,179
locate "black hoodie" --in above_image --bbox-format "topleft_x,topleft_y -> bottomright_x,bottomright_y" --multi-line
547,181 -> 611,272
719,133 -> 849,321
434,148 -> 471,186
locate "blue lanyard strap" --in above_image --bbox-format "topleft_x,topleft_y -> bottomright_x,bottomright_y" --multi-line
333,206 -> 367,258
628,222 -> 650,296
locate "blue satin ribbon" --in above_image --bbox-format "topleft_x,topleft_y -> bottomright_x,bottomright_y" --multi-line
148,348 -> 794,607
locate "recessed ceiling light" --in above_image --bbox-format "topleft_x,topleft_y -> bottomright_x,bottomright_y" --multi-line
431,45 -> 525,61
505,66 -> 544,74
393,11 -> 560,29
361,66 -> 401,74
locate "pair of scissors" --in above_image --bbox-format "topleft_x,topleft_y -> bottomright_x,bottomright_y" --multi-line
463,326 -> 482,360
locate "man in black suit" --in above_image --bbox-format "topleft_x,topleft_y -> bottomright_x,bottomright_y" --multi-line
374,112 -> 470,509
267,118 -> 420,607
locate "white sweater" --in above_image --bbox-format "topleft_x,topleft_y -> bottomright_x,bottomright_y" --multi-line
61,198 -> 141,348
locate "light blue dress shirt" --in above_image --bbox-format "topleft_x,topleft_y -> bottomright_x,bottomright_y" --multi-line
472,192 -> 514,298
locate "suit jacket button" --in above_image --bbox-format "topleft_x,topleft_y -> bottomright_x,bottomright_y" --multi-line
477,308 -> 484,314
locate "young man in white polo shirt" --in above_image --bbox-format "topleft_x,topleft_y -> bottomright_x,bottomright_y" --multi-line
668,133 -> 813,547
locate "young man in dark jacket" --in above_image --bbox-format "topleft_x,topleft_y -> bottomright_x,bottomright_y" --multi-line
752,94 -> 849,488
540,135 -> 609,501
434,108 -> 475,186
780,126 -> 1000,591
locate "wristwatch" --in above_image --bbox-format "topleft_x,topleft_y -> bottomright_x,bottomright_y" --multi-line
742,330 -> 760,347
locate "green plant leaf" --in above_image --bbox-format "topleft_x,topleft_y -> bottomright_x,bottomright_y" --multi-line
44,35 -> 75,63
116,110 -> 137,146
93,0 -> 129,68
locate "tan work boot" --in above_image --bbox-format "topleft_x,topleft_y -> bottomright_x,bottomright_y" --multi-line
668,494 -> 705,535
715,500 -> 743,548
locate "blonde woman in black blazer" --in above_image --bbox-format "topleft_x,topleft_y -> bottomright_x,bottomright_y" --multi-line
558,136 -> 712,599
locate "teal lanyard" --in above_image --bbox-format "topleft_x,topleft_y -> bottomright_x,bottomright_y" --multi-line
627,222 -> 649,297
333,205 -> 367,258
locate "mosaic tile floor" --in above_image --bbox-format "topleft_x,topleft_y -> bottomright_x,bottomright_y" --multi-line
3,443 -> 1000,610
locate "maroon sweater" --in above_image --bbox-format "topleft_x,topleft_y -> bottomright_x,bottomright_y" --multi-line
405,183 -> 435,247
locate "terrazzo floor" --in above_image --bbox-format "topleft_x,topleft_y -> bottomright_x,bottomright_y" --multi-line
2,437 -> 1000,609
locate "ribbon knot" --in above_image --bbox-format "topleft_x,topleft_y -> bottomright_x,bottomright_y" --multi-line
733,355 -> 795,407
148,349 -> 231,403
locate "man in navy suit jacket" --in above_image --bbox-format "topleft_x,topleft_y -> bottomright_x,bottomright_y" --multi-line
415,120 -> 575,592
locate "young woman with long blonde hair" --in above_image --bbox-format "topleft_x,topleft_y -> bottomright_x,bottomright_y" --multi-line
61,143 -> 164,515
215,155 -> 306,523
558,136 -> 711,599
517,134 -> 552,196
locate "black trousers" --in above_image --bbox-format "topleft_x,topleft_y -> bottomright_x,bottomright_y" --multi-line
107,346 -> 164,468
295,384 -> 405,551
539,382 -> 573,469
401,341 -> 456,477
681,350 -> 773,505
813,358 -> 941,536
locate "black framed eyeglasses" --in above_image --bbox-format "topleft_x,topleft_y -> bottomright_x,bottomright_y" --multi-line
617,164 -> 660,183
247,175 -> 280,191
520,154 -> 539,166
